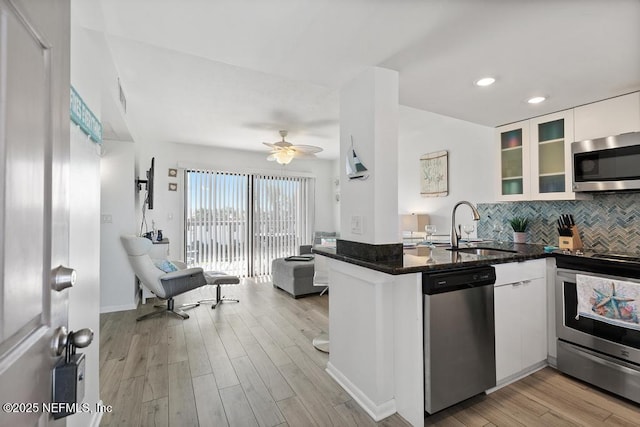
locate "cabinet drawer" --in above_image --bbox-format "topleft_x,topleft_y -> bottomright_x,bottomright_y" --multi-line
493,259 -> 545,286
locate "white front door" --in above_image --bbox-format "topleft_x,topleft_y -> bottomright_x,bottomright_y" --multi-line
0,0 -> 71,425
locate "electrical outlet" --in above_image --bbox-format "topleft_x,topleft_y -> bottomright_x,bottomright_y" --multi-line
351,215 -> 363,234
101,214 -> 112,224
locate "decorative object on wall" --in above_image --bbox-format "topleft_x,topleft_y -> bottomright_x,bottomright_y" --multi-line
263,130 -> 323,165
168,168 -> 177,177
346,135 -> 369,180
168,183 -> 178,191
70,86 -> 102,143
420,150 -> 448,197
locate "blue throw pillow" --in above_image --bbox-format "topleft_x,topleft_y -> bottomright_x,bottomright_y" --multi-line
153,259 -> 178,273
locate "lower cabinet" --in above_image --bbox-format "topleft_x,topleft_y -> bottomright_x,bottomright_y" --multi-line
494,260 -> 547,383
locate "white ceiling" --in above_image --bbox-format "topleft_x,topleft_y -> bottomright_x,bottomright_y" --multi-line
75,0 -> 640,159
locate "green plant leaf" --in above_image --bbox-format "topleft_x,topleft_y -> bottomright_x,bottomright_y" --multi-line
508,216 -> 529,232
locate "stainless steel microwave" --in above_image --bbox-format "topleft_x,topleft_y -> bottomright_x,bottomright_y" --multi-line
572,131 -> 640,192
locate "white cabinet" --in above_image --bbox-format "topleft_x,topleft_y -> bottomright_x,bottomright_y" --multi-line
496,120 -> 531,200
574,92 -> 640,142
497,110 -> 589,201
497,91 -> 640,201
530,111 -> 586,200
494,260 -> 547,384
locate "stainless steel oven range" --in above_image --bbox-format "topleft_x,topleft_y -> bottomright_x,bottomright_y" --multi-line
555,252 -> 640,404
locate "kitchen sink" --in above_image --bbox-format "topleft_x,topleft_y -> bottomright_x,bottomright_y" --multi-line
449,247 -> 517,256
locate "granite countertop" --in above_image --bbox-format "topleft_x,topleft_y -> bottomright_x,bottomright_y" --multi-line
313,240 -> 550,275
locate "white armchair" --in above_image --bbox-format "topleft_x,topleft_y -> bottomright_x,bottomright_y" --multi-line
121,235 -> 207,321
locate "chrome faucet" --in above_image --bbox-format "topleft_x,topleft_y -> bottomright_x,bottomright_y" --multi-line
450,201 -> 480,248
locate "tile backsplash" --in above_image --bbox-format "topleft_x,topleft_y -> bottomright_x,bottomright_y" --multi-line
476,193 -> 640,253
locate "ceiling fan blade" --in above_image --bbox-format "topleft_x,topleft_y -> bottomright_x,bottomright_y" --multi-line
292,144 -> 323,154
263,142 -> 278,149
292,152 -> 318,159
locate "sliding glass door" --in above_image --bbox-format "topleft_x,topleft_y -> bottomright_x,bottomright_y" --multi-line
252,174 -> 314,276
185,171 -> 249,276
185,169 -> 314,277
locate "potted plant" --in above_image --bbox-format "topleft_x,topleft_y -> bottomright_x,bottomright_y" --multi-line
509,216 -> 529,244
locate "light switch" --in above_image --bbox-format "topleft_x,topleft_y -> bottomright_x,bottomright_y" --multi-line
101,214 -> 112,224
351,215 -> 363,234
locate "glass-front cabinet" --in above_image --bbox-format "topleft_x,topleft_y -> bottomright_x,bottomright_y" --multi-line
497,120 -> 530,201
530,111 -> 573,199
530,110 -> 588,200
496,110 -> 589,201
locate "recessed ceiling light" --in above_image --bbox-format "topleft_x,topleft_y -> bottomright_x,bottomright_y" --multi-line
475,77 -> 495,87
527,96 -> 546,104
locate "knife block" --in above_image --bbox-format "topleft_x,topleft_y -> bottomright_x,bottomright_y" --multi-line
559,225 -> 583,250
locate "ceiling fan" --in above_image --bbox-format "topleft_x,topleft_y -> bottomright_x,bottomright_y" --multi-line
263,130 -> 323,165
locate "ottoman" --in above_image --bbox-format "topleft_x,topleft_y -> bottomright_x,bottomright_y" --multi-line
271,257 -> 318,298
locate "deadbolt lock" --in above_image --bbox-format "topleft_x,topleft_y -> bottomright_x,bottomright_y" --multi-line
51,265 -> 76,291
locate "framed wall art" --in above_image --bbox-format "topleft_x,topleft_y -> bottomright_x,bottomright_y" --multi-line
420,150 -> 448,197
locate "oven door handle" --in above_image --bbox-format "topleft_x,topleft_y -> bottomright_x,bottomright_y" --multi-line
563,342 -> 640,376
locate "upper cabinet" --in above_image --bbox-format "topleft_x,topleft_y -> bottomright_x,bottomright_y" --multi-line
497,110 -> 586,201
495,91 -> 640,201
574,92 -> 640,142
530,111 -> 577,200
497,121 -> 530,200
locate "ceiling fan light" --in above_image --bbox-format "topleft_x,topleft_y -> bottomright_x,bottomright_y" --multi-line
273,150 -> 294,165
263,130 -> 322,165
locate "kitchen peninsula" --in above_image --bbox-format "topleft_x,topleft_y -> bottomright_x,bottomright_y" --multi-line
313,239 -> 550,426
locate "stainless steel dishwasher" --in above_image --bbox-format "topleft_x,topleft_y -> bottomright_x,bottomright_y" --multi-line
423,265 -> 496,414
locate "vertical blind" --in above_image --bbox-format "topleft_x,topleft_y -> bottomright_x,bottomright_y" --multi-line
252,174 -> 314,276
184,169 -> 314,277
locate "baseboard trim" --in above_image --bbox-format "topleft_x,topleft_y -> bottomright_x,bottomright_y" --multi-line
89,400 -> 104,427
326,361 -> 396,422
488,361 -> 549,393
100,303 -> 137,313
547,355 -> 557,368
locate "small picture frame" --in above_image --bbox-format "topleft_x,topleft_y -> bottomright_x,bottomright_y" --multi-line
168,183 -> 178,191
420,150 -> 448,197
168,168 -> 178,177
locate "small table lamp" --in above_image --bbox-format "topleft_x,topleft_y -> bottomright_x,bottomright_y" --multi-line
400,213 -> 429,239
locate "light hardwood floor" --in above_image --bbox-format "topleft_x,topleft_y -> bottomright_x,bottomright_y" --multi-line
99,277 -> 640,426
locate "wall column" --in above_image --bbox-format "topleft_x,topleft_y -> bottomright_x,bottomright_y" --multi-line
339,67 -> 399,244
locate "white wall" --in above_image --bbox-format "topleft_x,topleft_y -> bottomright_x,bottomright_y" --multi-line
69,11 -> 102,425
100,140 -> 137,312
134,141 -> 337,258
398,105 -> 495,235
68,128 -> 102,427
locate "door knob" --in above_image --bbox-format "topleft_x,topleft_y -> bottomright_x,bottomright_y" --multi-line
69,328 -> 94,348
51,265 -> 76,291
51,327 -> 94,357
